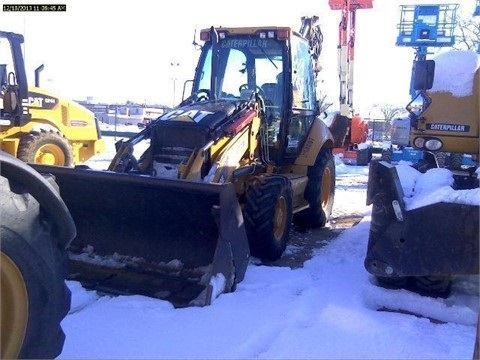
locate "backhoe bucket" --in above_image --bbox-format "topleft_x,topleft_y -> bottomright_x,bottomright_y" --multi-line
31,164 -> 250,308
365,160 -> 479,278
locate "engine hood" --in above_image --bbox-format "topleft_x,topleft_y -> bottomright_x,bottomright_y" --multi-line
158,100 -> 241,131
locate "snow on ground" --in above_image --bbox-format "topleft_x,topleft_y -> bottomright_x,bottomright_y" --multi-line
60,137 -> 479,359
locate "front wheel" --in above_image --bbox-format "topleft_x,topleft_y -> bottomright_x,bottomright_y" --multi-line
1,151 -> 75,359
244,175 -> 293,261
17,130 -> 74,166
1,232 -> 71,359
412,276 -> 452,297
294,148 -> 335,228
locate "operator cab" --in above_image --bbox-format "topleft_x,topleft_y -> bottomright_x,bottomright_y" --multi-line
0,32 -> 30,126
192,27 -> 319,164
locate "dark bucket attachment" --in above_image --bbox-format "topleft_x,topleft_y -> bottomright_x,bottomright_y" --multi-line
329,112 -> 351,148
31,164 -> 250,308
365,160 -> 479,278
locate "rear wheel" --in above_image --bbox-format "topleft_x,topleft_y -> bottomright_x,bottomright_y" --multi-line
244,175 -> 293,261
294,148 -> 335,228
18,130 -> 74,166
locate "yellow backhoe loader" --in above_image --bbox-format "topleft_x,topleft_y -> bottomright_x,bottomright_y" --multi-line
30,21 -> 347,308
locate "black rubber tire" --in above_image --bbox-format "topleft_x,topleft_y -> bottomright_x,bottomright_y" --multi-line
294,148 -> 335,228
375,276 -> 408,289
474,316 -> 480,360
412,276 -> 452,298
375,275 -> 451,298
413,152 -> 437,173
356,148 -> 370,166
244,175 -> 293,261
1,231 -> 71,359
0,155 -> 72,359
434,151 -> 447,168
17,130 -> 74,166
380,148 -> 392,163
447,153 -> 463,170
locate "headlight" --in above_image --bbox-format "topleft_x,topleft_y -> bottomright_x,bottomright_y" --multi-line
425,138 -> 443,151
413,137 -> 425,148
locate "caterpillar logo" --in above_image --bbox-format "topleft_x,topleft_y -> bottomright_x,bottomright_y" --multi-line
426,123 -> 470,132
160,109 -> 214,123
27,91 -> 58,109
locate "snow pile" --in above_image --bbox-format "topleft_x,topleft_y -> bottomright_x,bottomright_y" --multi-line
67,281 -> 100,314
430,50 -> 480,97
362,278 -> 479,326
357,142 -> 370,150
396,164 -> 480,210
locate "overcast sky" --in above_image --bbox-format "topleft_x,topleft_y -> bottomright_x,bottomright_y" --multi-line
0,0 -> 477,111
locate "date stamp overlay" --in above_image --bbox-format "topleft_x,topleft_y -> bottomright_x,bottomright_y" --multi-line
3,4 -> 66,12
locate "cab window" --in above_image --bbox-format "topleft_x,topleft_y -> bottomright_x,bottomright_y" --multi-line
0,38 -> 16,88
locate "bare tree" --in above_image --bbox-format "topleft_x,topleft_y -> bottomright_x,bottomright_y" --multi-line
317,92 -> 334,113
377,103 -> 406,137
454,14 -> 480,51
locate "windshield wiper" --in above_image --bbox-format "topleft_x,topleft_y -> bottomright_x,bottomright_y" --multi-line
249,35 -> 278,70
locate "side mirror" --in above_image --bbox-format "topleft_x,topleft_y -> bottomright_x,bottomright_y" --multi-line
406,90 -> 432,124
412,60 -> 435,91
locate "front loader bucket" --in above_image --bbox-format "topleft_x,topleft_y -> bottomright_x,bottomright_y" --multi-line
365,160 -> 479,278
31,164 -> 250,308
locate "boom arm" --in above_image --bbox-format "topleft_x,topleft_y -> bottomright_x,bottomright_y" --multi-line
299,16 -> 324,74
329,0 -> 373,116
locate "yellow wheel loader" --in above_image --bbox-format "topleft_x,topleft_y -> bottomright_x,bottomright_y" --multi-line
0,150 -> 76,359
0,31 -> 105,166
31,23 -> 342,307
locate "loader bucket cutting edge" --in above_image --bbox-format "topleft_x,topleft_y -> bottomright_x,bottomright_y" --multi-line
30,164 -> 250,308
365,160 -> 479,278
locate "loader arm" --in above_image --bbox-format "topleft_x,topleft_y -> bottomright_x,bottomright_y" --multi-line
107,124 -> 156,172
206,109 -> 261,183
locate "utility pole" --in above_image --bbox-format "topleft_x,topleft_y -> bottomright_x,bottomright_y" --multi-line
170,61 -> 180,107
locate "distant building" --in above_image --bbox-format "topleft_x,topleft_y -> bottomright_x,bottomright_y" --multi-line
143,108 -> 166,124
77,101 -> 171,126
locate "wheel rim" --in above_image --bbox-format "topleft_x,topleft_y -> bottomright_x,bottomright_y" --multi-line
320,165 -> 332,208
34,144 -> 66,165
1,252 -> 28,359
273,195 -> 287,240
